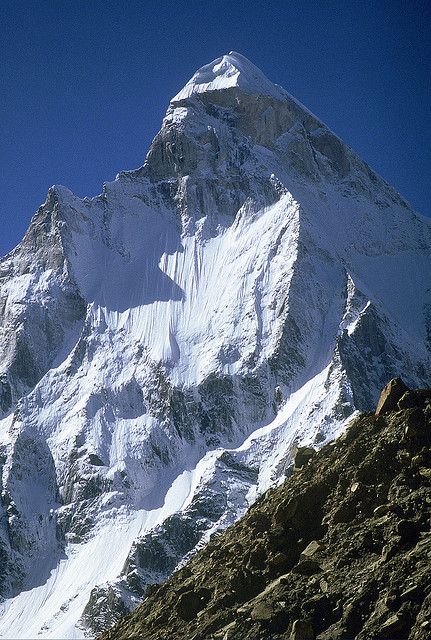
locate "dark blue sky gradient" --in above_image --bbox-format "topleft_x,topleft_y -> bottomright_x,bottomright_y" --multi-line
1,0 -> 430,255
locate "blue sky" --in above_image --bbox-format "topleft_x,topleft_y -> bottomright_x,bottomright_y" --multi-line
1,0 -> 430,255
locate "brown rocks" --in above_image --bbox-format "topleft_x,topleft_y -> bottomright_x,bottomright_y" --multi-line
248,511 -> 271,533
373,504 -> 389,517
268,551 -> 290,569
331,499 -> 357,524
291,558 -> 322,576
175,588 -> 211,621
216,620 -> 236,640
400,584 -> 422,601
319,578 -> 329,593
246,541 -> 267,570
398,389 -> 431,410
294,447 -> 315,469
290,619 -> 314,639
375,378 -> 409,416
403,409 -> 425,439
411,454 -> 425,467
419,467 -> 431,481
300,540 -> 324,561
378,612 -> 408,637
273,496 -> 298,524
251,601 -> 273,621
397,519 -> 421,545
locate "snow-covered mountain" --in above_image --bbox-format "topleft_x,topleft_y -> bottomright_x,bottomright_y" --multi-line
0,52 -> 430,638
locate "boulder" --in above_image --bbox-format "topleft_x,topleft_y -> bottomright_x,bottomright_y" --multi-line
398,389 -> 431,410
396,519 -> 421,545
273,496 -> 298,524
290,619 -> 314,639
419,467 -> 431,481
375,378 -> 409,416
272,551 -> 288,567
251,600 -> 273,621
294,447 -> 315,469
246,542 -> 267,570
300,540 -> 324,561
411,454 -> 424,466
378,613 -> 407,637
319,578 -> 329,593
175,588 -> 211,621
373,504 -> 389,518
292,558 -> 322,576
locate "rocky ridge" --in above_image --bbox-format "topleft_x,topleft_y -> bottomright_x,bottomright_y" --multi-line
101,380 -> 431,640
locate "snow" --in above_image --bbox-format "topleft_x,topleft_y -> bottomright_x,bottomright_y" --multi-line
171,51 -> 289,103
0,512 -> 142,639
58,186 -> 301,387
0,467 -> 203,639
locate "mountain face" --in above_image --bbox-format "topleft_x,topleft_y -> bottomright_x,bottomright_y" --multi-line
0,52 -> 430,638
100,381 -> 431,640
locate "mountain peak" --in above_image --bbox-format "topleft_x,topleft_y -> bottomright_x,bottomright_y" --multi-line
171,51 -> 288,103
2,50 -> 431,640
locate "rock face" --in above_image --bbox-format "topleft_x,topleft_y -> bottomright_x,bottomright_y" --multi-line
376,378 -> 409,415
0,52 -> 430,637
0,189 -> 86,418
100,386 -> 431,640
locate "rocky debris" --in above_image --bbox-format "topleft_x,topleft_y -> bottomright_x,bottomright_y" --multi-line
291,619 -> 315,639
291,558 -> 322,576
379,612 -> 409,637
99,384 -> 431,640
294,447 -> 315,469
375,377 -> 409,416
300,540 -> 324,560
175,588 -> 211,621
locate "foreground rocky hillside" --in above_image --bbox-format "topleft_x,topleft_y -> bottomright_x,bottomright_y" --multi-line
101,380 -> 431,640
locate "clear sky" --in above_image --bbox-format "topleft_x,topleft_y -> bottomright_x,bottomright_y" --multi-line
1,0 -> 430,256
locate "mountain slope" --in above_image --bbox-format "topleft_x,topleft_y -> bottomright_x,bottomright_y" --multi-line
0,52 -> 430,637
100,381 -> 431,640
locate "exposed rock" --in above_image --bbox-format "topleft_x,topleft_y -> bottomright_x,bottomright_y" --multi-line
175,588 -> 211,621
100,387 -> 431,640
419,467 -> 431,481
273,496 -> 298,524
88,454 -> 105,467
319,578 -> 329,593
290,619 -> 315,639
378,612 -> 408,637
375,377 -> 409,416
81,585 -> 130,632
373,504 -> 389,517
398,390 -> 430,411
251,601 -> 273,621
294,447 -> 315,469
291,558 -> 322,576
300,540 -> 324,560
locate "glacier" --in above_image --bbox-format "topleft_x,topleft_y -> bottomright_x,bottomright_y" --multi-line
0,51 -> 430,637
